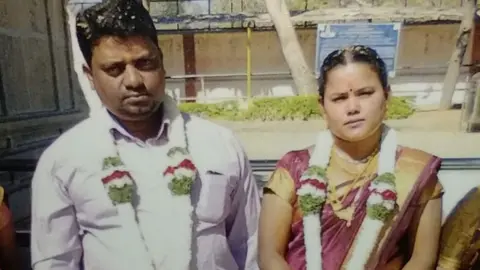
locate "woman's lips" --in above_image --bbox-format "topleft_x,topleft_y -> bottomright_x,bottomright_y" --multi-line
344,119 -> 365,128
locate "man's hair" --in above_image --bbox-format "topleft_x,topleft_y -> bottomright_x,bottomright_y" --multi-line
76,0 -> 160,65
317,45 -> 389,101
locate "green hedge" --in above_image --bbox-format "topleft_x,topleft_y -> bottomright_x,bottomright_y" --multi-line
179,95 -> 414,121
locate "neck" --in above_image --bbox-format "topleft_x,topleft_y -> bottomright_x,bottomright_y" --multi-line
116,106 -> 164,141
333,127 -> 382,162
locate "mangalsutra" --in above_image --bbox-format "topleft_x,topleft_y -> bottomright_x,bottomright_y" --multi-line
326,150 -> 378,227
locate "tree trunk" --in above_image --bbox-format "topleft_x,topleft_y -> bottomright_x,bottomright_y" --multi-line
438,0 -> 476,110
264,0 -> 318,95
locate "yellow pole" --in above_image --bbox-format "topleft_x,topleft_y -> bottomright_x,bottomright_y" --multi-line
246,26 -> 252,100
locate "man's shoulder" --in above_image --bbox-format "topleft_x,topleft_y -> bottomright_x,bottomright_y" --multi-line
40,117 -> 98,164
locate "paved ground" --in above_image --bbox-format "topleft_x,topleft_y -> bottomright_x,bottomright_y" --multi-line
212,110 -> 480,159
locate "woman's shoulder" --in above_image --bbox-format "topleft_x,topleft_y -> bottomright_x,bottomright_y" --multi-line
277,148 -> 311,169
397,145 -> 441,169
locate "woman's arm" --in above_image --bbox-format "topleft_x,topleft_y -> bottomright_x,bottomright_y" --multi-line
403,196 -> 443,270
258,192 -> 292,270
258,165 -> 297,270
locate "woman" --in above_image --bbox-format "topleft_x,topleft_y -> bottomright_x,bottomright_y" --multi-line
258,45 -> 443,270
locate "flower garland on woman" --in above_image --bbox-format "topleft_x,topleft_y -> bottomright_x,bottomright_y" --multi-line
298,126 -> 398,269
258,46 -> 444,270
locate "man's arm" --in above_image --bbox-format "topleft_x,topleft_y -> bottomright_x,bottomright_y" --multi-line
30,155 -> 82,270
225,135 -> 261,270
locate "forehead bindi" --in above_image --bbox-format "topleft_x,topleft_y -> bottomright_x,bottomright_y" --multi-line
325,63 -> 381,94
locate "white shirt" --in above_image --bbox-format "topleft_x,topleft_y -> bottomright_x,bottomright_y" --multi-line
30,109 -> 260,270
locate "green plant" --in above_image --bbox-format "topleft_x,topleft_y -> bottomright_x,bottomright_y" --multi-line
386,96 -> 415,120
178,95 -> 414,121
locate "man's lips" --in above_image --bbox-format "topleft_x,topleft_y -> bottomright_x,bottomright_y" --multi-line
125,95 -> 150,103
344,119 -> 365,126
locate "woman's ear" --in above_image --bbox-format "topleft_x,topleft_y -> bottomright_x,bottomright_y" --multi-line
318,96 -> 328,127
383,86 -> 391,120
318,95 -> 325,113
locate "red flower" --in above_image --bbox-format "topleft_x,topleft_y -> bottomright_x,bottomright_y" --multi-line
163,166 -> 176,176
299,179 -> 327,191
381,190 -> 397,201
102,170 -> 130,184
178,159 -> 196,171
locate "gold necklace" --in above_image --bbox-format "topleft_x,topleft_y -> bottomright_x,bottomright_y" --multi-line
326,149 -> 378,226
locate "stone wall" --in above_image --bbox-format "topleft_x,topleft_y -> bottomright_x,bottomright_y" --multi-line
160,23 -> 474,106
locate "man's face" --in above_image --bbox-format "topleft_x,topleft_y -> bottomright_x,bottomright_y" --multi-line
84,35 -> 165,121
321,62 -> 388,142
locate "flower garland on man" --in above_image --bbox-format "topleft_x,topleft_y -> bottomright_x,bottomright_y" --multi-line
29,1 -> 261,270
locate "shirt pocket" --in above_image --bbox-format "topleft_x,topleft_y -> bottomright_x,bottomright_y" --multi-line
196,172 -> 233,224
71,173 -> 121,230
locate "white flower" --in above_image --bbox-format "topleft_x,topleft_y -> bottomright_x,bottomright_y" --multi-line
164,173 -> 174,183
367,193 -> 383,206
105,176 -> 133,188
369,182 -> 395,193
300,174 -> 323,182
169,153 -> 186,166
382,200 -> 395,210
297,184 -> 326,198
175,167 -> 195,178
300,174 -> 311,181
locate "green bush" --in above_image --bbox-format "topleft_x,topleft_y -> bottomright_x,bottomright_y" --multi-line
179,95 -> 414,121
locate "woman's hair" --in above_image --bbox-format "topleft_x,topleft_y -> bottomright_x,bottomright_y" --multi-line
76,0 -> 161,66
317,45 -> 389,100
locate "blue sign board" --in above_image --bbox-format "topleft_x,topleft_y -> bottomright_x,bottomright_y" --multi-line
315,23 -> 401,77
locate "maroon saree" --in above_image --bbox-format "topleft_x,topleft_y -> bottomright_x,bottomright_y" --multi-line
264,146 -> 442,270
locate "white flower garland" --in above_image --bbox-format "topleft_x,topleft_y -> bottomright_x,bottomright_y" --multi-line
99,96 -> 196,270
297,125 -> 398,269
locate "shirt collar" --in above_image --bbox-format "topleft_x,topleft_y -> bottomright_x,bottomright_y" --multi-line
101,105 -> 171,142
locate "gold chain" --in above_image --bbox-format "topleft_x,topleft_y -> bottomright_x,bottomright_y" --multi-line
327,148 -> 378,206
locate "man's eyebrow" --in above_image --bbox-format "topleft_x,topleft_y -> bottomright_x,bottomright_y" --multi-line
99,60 -> 124,68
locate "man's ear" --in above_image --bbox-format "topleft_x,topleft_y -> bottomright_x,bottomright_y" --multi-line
82,64 -> 95,90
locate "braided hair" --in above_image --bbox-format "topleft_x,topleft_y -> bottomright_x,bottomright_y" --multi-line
76,0 -> 160,66
317,45 -> 389,101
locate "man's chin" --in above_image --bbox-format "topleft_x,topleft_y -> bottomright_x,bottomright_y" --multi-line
117,107 -> 159,121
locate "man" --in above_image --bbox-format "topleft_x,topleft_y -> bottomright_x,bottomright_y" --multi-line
30,1 -> 260,269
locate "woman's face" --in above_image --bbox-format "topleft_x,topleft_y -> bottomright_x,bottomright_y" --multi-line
321,62 -> 388,142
